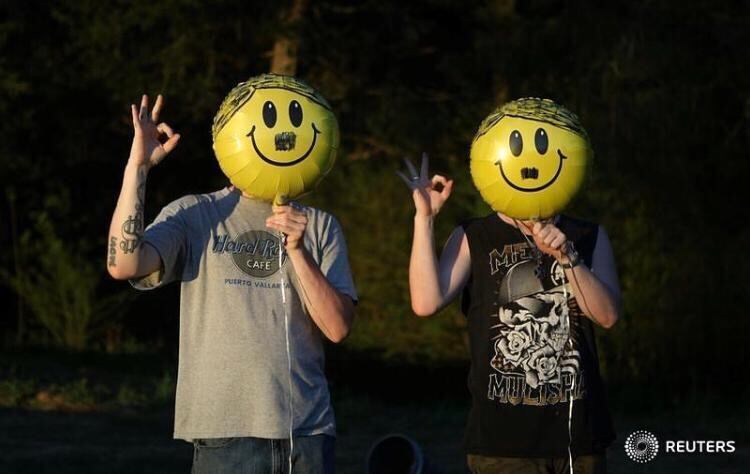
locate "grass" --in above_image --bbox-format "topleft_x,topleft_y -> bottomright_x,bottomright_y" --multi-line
0,348 -> 176,411
0,349 -> 747,473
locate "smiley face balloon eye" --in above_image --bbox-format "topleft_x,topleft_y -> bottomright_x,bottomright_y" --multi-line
535,128 -> 548,154
289,100 -> 303,127
263,101 -> 277,128
509,130 -> 523,156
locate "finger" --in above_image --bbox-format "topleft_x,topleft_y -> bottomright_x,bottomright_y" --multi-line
543,230 -> 559,246
274,210 -> 308,224
516,220 -> 533,234
532,221 -> 543,235
550,234 -> 566,249
151,94 -> 163,122
271,208 -> 307,224
420,152 -> 429,180
266,220 -> 304,234
396,170 -> 416,189
131,104 -> 140,128
403,158 -> 418,179
162,133 -> 180,154
273,206 -> 305,219
157,122 -> 174,138
140,94 -> 149,120
287,213 -> 308,225
534,225 -> 555,241
432,174 -> 449,186
441,179 -> 454,199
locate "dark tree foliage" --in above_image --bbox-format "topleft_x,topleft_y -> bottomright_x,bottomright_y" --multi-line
1,0 -> 748,405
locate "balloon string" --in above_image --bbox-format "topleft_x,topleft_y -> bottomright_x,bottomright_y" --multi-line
279,232 -> 294,473
513,217 -> 575,473
562,277 -> 575,474
563,252 -> 596,474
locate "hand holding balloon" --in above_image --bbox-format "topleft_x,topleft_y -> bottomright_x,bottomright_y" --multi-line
397,153 -> 454,218
266,205 -> 308,251
521,220 -> 569,261
129,94 -> 181,169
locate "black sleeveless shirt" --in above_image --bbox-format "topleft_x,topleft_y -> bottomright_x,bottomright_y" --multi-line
461,213 -> 615,457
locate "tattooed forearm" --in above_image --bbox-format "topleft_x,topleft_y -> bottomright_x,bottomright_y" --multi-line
120,167 -> 147,254
120,211 -> 142,253
108,236 -> 118,266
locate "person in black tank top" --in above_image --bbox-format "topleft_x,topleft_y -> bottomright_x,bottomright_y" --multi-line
398,154 -> 621,474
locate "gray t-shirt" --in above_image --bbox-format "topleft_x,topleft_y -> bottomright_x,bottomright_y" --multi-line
131,187 -> 357,441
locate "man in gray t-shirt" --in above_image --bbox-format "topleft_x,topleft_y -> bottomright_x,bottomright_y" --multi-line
107,94 -> 356,473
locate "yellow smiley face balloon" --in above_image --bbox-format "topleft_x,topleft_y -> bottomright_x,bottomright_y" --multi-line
470,98 -> 591,220
212,74 -> 339,203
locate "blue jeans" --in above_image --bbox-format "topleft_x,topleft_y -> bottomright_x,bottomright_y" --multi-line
191,435 -> 335,474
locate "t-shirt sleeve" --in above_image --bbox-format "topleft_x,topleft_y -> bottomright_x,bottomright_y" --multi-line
129,199 -> 191,290
317,214 -> 358,303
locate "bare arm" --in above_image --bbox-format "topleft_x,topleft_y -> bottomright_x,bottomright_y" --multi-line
399,154 -> 470,317
266,206 -> 355,343
529,221 -> 621,328
562,226 -> 621,328
410,221 -> 471,316
107,94 -> 180,280
287,247 -> 355,343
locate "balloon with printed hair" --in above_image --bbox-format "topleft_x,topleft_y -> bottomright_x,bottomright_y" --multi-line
470,98 -> 591,220
212,74 -> 339,204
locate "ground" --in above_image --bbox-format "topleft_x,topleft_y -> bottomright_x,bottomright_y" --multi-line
1,399 -> 747,473
0,350 -> 746,473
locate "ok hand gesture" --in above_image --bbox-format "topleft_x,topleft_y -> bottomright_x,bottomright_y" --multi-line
397,153 -> 454,218
128,94 -> 181,169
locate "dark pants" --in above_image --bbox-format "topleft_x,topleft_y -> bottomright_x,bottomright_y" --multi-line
191,435 -> 335,474
467,453 -> 606,474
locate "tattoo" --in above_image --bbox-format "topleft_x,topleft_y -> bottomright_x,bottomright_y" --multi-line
108,236 -> 118,266
120,167 -> 146,254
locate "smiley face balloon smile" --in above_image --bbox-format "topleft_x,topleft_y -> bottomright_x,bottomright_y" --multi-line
470,98 -> 592,220
212,74 -> 339,202
245,96 -> 322,167
494,122 -> 571,192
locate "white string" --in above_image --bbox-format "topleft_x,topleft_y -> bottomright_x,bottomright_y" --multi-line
514,218 -> 576,473
560,262 -> 576,474
279,232 -> 294,474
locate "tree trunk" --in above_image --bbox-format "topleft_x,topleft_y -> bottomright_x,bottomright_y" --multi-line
269,0 -> 311,76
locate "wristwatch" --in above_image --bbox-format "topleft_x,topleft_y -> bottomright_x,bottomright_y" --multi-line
560,242 -> 581,269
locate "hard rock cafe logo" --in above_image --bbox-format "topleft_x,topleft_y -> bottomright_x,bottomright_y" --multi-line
212,230 -> 286,278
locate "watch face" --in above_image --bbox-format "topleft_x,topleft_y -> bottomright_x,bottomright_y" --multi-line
564,249 -> 580,268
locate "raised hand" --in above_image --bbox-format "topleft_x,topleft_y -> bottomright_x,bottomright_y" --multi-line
397,152 -> 454,218
129,94 -> 180,169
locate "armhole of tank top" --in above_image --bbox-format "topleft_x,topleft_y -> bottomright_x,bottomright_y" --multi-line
583,222 -> 600,268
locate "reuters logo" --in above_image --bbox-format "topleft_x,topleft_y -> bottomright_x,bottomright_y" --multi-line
625,430 -> 659,463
